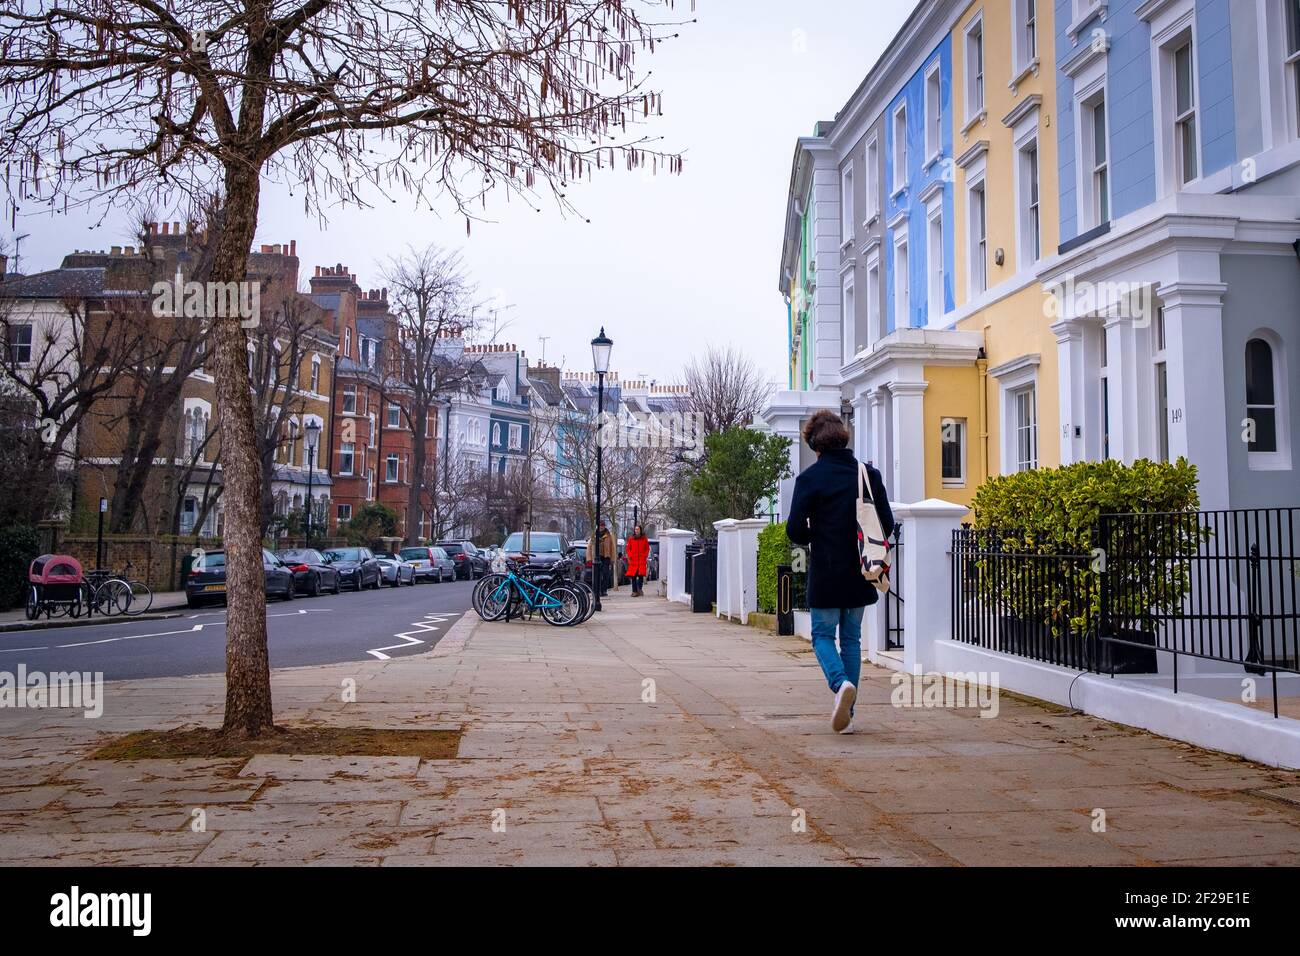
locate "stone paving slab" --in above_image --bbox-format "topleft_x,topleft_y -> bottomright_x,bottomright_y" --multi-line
0,594 -> 1297,865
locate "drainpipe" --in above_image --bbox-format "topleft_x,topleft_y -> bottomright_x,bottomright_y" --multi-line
977,356 -> 989,482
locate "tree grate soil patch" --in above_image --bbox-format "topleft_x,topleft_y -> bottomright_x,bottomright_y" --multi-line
87,726 -> 462,761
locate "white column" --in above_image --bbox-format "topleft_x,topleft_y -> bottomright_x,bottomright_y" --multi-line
868,387 -> 887,472
713,519 -> 737,619
892,499 -> 969,674
888,381 -> 928,503
1159,282 -> 1231,509
734,517 -> 769,625
1052,319 -> 1086,464
1106,316 -> 1144,462
659,528 -> 694,604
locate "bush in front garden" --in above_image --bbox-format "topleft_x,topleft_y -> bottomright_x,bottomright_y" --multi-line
0,525 -> 41,610
756,521 -> 806,615
970,458 -> 1202,636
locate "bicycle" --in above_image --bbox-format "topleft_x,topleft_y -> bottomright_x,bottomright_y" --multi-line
475,563 -> 584,626
82,569 -> 134,617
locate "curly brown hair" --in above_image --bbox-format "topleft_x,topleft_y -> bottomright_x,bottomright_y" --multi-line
802,409 -> 850,454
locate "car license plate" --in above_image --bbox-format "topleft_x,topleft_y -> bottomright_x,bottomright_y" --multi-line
203,584 -> 226,592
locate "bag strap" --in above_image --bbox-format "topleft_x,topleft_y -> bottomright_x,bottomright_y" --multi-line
858,462 -> 873,504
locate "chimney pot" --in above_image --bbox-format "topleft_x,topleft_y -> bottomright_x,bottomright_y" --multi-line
161,223 -> 169,235
173,221 -> 181,234
110,246 -> 121,255
290,240 -> 297,256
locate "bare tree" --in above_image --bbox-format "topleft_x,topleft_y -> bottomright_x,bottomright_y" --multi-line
421,434 -> 485,542
681,345 -> 771,437
1,0 -> 685,737
0,292 -> 148,528
382,245 -> 481,545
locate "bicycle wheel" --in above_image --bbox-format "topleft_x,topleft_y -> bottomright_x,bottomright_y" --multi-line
25,586 -> 40,621
123,580 -> 153,615
540,584 -> 584,626
473,573 -> 508,617
95,579 -> 132,616
572,581 -> 597,623
477,577 -> 514,622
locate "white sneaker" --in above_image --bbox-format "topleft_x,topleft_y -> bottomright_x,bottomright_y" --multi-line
831,681 -> 856,733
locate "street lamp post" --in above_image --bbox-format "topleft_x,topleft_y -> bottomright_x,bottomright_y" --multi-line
304,420 -> 322,550
591,327 -> 613,612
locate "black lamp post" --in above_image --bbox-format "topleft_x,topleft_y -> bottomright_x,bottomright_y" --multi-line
591,327 -> 613,611
304,419 -> 321,549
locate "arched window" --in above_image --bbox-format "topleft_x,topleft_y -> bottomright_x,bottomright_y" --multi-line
1246,337 -> 1278,453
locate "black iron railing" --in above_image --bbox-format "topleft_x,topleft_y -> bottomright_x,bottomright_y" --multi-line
884,526 -> 904,650
952,509 -> 1300,717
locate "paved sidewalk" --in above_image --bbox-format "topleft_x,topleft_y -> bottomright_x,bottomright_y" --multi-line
0,590 -> 188,631
0,594 -> 1297,865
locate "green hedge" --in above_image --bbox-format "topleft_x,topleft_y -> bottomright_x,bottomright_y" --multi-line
757,521 -> 807,614
971,458 -> 1202,635
0,525 -> 41,610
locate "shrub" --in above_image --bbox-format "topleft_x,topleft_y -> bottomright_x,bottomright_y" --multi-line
756,521 -> 807,614
970,458 -> 1202,635
0,525 -> 42,610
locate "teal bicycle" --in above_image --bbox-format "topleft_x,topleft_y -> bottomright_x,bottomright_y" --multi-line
476,565 -> 584,626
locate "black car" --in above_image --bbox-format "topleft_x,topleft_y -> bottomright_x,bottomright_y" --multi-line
185,548 -> 296,609
436,540 -> 488,579
321,546 -> 383,591
648,539 -> 660,581
274,548 -> 343,596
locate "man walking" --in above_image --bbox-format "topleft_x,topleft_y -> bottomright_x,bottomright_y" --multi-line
590,521 -> 615,597
786,410 -> 894,734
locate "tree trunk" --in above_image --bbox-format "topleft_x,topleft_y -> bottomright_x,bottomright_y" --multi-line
406,405 -> 428,545
210,164 -> 273,739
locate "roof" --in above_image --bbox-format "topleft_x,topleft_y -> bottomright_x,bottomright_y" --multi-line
0,266 -> 107,300
529,377 -> 565,407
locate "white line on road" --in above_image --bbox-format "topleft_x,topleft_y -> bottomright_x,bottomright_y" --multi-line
367,613 -> 456,661
56,623 -> 212,648
0,645 -> 49,653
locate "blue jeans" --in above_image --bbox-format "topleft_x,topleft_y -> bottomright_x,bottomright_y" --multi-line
810,607 -> 865,698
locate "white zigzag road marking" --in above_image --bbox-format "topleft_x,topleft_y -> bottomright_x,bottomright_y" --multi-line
367,612 -> 456,661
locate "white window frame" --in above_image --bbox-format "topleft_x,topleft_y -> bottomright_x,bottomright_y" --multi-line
926,197 -> 945,323
841,163 -> 855,246
5,323 -> 33,364
1152,306 -> 1170,463
339,442 -> 355,476
866,249 -> 883,348
344,326 -> 352,359
924,61 -> 943,165
967,166 -> 988,298
1070,41 -> 1111,231
508,422 -> 523,450
310,355 -> 320,393
892,226 -> 910,331
940,417 -> 968,488
964,15 -> 986,125
342,388 -> 357,414
1286,0 -> 1300,140
386,453 -> 399,482
1016,135 -> 1042,268
1012,384 -> 1039,472
1245,330 -> 1292,471
864,135 -> 881,224
1012,0 -> 1040,80
841,271 -> 856,360
892,102 -> 908,195
1144,0 -> 1200,196
991,356 -> 1040,474
387,402 -> 400,428
337,503 -> 352,523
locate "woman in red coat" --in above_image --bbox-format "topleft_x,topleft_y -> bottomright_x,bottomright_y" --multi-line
625,525 -> 650,597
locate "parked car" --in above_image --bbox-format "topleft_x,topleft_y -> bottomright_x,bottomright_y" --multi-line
321,546 -> 382,590
436,540 -> 488,579
648,538 -> 660,581
185,548 -> 295,608
373,552 -> 417,587
399,545 -> 455,583
274,548 -> 342,596
501,531 -> 566,568
570,541 -> 594,585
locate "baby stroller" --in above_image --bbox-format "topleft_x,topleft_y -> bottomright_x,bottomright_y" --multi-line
26,554 -> 86,621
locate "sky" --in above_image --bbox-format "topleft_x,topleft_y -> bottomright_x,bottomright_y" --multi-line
8,0 -> 918,389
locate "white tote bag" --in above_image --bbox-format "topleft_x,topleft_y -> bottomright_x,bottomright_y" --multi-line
856,462 -> 891,593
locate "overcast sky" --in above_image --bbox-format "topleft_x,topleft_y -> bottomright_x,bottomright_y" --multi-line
9,0 -> 917,388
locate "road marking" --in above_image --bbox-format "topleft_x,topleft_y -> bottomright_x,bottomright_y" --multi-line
0,645 -> 49,653
56,623 -> 211,648
267,609 -> 310,618
367,612 -> 456,661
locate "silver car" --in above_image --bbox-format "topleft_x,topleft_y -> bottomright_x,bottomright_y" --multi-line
373,553 -> 416,587
398,545 -> 455,583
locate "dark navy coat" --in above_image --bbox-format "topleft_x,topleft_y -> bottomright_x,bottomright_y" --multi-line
785,448 -> 895,610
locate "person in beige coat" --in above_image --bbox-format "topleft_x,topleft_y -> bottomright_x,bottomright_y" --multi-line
588,522 -> 616,596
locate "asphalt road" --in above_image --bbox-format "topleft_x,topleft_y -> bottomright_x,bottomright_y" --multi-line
0,578 -> 476,681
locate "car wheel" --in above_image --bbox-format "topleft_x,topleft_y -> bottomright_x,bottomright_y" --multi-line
331,574 -> 341,595
282,581 -> 294,601
310,573 -> 321,597
186,596 -> 203,609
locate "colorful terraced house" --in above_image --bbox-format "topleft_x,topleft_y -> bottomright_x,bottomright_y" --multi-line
765,0 -> 1300,517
